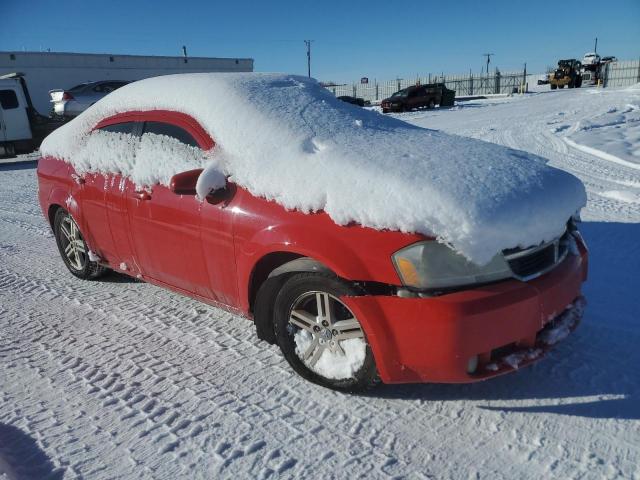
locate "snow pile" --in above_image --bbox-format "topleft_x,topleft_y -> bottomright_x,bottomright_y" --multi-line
41,73 -> 587,264
294,330 -> 366,380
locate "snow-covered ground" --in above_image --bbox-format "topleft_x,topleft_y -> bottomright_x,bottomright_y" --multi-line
1,86 -> 639,479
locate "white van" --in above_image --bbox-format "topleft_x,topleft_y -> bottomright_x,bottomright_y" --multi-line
0,73 -> 63,158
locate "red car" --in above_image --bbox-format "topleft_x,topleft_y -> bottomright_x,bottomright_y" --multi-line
37,93 -> 588,392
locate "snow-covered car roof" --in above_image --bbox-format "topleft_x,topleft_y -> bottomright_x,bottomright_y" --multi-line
40,73 -> 586,264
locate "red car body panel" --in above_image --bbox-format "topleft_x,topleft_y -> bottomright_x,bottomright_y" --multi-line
37,109 -> 589,384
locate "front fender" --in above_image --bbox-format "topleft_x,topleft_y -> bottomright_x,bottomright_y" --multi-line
236,223 -> 374,312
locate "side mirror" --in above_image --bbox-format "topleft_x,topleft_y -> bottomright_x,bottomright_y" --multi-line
206,182 -> 236,206
169,168 -> 203,195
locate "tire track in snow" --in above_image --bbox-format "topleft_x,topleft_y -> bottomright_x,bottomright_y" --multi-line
0,262 -> 420,478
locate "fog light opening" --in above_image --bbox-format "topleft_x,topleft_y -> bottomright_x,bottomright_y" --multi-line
467,355 -> 479,374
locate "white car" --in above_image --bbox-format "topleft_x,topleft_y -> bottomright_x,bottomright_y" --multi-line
582,52 -> 601,66
49,80 -> 129,118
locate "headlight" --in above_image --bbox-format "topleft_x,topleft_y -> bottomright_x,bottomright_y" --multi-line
392,241 -> 512,290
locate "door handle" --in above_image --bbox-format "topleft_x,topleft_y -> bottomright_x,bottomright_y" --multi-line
133,190 -> 151,200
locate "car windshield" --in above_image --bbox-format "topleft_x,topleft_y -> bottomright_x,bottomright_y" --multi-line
391,89 -> 409,98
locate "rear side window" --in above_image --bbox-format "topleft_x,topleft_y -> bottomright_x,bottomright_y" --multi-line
0,90 -> 19,109
143,121 -> 199,148
98,122 -> 137,134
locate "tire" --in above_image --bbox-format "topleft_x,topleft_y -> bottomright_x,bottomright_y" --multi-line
428,99 -> 436,109
550,84 -> 557,90
273,272 -> 379,392
0,142 -> 16,159
559,84 -> 565,89
54,209 -> 106,280
382,108 -> 389,114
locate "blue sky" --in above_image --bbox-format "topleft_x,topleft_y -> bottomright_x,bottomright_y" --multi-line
2,0 -> 639,82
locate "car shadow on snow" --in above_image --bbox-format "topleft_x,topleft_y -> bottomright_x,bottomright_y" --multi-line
0,423 -> 65,480
0,160 -> 39,171
94,270 -> 140,284
371,221 -> 640,421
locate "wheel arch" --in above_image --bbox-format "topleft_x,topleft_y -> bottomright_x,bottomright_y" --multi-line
47,203 -> 63,228
249,253 -> 342,344
248,253 -> 335,313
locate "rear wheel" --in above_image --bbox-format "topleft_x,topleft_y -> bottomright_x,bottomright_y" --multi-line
0,142 -> 16,158
54,209 -> 106,280
550,84 -> 557,90
273,273 -> 379,392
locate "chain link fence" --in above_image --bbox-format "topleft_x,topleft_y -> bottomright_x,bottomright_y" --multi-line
325,69 -> 528,104
603,59 -> 640,88
325,59 -> 640,103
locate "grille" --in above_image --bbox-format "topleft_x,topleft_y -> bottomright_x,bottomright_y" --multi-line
504,237 -> 568,280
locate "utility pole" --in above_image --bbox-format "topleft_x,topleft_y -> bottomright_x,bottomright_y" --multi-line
304,40 -> 313,77
594,37 -> 598,54
483,53 -> 494,76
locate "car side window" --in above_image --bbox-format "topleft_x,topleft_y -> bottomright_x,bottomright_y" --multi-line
98,122 -> 138,134
142,121 -> 199,148
0,90 -> 19,109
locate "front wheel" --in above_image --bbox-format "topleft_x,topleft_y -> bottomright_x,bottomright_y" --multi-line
273,273 -> 379,392
54,209 -> 106,279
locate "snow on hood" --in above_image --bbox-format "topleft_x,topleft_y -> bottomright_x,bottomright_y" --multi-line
40,73 -> 586,265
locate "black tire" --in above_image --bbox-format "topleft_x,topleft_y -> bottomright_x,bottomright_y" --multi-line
428,99 -> 436,109
54,209 -> 106,280
382,108 -> 389,114
273,272 -> 379,392
550,84 -> 557,90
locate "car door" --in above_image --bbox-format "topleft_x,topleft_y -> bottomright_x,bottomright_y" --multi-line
415,87 -> 429,109
124,119 -> 212,296
407,88 -> 422,110
99,121 -> 143,271
0,87 -> 32,142
74,121 -> 141,269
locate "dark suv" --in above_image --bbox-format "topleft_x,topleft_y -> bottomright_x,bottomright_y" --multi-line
381,83 -> 455,113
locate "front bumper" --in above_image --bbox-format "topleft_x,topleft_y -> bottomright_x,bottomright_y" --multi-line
381,103 -> 402,112
344,236 -> 588,384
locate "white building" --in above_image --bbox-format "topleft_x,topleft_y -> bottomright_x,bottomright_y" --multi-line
0,51 -> 254,114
